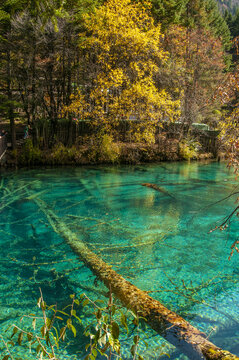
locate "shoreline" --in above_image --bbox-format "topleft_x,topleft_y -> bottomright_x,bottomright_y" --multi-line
0,141 -> 218,169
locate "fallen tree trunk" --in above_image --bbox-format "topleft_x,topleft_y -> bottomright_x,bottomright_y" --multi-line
35,197 -> 239,360
142,183 -> 175,198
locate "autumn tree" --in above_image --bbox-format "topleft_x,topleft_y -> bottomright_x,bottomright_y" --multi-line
65,0 -> 180,144
154,0 -> 230,130
181,0 -> 229,128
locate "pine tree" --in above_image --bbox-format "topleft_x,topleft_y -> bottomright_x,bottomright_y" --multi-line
151,0 -> 188,29
0,0 -> 26,149
151,0 -> 231,47
0,0 -> 98,147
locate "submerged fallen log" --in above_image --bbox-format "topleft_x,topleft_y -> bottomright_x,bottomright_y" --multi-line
35,197 -> 239,360
142,183 -> 175,199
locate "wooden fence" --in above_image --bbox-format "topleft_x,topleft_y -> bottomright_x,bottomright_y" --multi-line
0,134 -> 7,160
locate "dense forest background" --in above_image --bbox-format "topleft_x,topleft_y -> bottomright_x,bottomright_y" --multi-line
217,0 -> 239,14
1,0 -> 239,165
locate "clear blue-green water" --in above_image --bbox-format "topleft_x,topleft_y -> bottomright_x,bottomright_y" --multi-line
0,161 -> 239,359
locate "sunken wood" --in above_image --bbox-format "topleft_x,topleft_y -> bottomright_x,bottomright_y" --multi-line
142,183 -> 175,198
35,197 -> 239,360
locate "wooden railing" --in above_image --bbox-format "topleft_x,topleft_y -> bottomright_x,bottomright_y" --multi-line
0,134 -> 7,160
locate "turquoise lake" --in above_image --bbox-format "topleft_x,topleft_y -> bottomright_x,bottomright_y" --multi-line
0,161 -> 239,359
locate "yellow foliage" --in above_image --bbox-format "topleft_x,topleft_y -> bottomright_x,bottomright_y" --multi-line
65,0 -> 180,143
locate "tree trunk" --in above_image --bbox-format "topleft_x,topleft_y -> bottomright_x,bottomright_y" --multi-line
66,30 -> 73,146
141,183 -> 175,198
31,37 -> 38,147
184,2 -> 194,133
7,48 -> 16,150
34,197 -> 239,360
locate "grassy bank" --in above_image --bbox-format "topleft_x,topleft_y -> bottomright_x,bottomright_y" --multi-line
3,138 -> 214,168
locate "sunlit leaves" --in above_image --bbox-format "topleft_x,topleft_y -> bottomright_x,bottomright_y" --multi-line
120,312 -> 128,334
1,290 -> 151,360
1,290 -> 85,360
60,327 -> 66,341
65,0 -> 180,142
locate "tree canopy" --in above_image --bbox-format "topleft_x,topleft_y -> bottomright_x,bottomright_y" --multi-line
65,0 -> 180,142
0,0 -> 237,151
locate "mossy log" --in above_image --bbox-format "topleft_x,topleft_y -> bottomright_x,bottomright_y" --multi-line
35,198 -> 239,360
142,183 -> 175,198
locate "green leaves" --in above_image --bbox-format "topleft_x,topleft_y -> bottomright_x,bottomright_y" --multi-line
27,332 -> 33,342
10,326 -> 18,338
0,291 -> 86,360
131,344 -> 136,356
134,335 -> 140,344
36,343 -> 43,354
91,348 -> 97,358
82,292 -> 149,360
0,9 -> 10,22
82,298 -> 90,307
67,319 -> 77,337
120,312 -> 128,334
111,321 -> 119,340
1,291 -> 148,360
60,327 -> 66,341
17,331 -> 23,346
96,309 -> 102,320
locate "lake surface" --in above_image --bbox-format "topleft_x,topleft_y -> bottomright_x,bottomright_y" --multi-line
0,161 -> 239,359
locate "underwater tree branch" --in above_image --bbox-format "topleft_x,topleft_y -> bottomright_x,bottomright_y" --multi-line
32,196 -> 239,360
